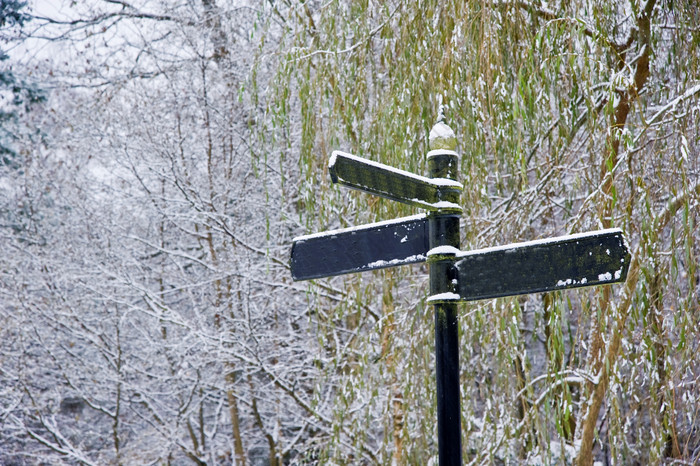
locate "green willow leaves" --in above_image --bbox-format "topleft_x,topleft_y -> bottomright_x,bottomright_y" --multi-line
272,0 -> 700,463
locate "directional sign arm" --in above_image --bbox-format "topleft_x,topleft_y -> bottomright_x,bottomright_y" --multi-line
290,214 -> 429,281
328,151 -> 462,211
452,229 -> 630,302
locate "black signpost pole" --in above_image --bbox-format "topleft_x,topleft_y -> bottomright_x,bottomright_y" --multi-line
426,116 -> 463,465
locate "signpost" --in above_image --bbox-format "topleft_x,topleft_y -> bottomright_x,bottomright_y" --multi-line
290,117 -> 630,465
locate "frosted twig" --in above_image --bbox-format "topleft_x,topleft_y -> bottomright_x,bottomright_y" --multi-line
291,5 -> 399,61
634,83 -> 700,144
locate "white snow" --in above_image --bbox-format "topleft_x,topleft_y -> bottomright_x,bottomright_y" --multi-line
328,151 -> 338,169
427,245 -> 461,256
555,276 -> 589,287
429,121 -> 454,140
429,177 -> 463,188
426,149 -> 460,159
456,228 -> 623,258
598,272 -> 613,281
366,254 -> 425,269
427,292 -> 461,302
292,213 -> 426,242
429,201 -> 462,210
330,150 -> 462,189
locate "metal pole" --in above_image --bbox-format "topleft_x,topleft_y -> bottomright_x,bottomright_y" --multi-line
426,113 -> 462,465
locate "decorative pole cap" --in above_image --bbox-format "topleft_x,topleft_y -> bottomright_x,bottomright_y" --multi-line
429,107 -> 457,151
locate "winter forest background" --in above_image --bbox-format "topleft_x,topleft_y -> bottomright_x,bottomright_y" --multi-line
1,0 -> 699,464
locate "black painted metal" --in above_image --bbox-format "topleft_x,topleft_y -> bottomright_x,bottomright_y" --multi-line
454,229 -> 630,301
428,214 -> 460,250
329,151 -> 461,210
427,151 -> 462,465
433,301 -> 461,465
290,215 -> 429,281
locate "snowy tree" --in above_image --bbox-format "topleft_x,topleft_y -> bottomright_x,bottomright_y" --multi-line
2,1 -> 325,463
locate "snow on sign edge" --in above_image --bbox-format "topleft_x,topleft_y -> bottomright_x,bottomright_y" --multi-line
456,228 -> 625,258
427,292 -> 461,303
292,213 -> 427,242
329,150 -> 463,189
365,254 -> 426,269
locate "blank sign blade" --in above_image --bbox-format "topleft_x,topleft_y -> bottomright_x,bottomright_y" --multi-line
291,214 -> 429,281
454,229 -> 630,301
329,151 -> 461,210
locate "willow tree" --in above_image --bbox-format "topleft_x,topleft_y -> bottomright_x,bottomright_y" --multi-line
273,0 -> 700,463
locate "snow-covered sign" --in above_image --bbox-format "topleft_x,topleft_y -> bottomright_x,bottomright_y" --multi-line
446,229 -> 630,302
329,151 -> 462,211
290,214 -> 428,280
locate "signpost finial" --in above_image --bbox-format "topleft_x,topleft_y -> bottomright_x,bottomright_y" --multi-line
429,108 -> 456,151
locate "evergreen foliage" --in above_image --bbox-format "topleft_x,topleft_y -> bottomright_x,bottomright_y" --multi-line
0,0 -> 45,164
